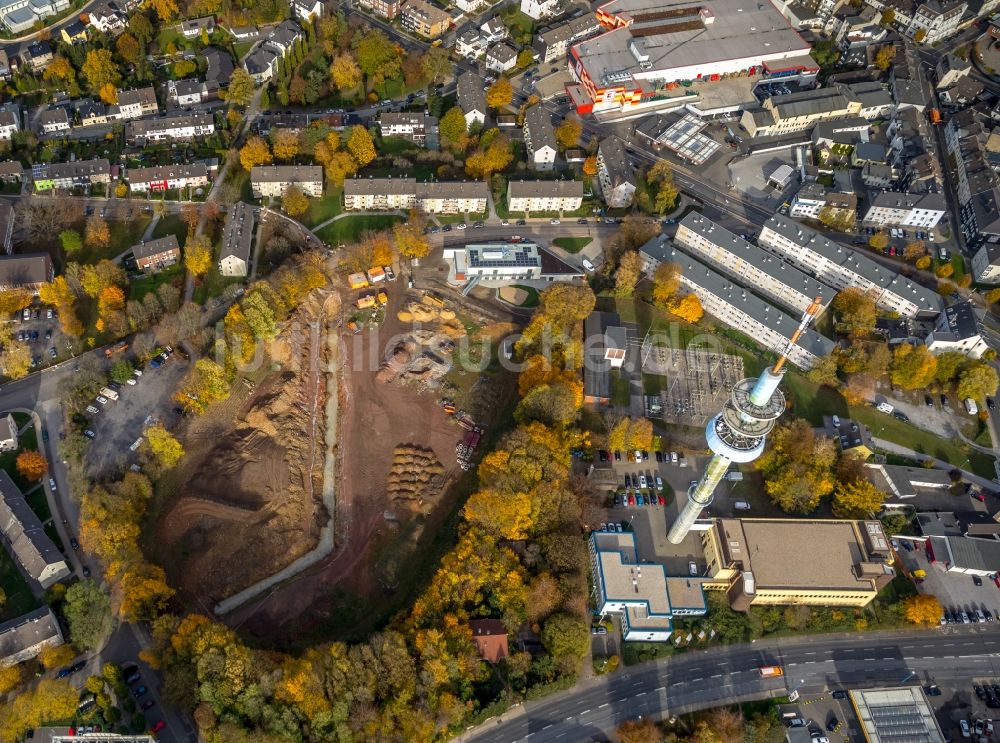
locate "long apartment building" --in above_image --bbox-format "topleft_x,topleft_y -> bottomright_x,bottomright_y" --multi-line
250,165 -> 323,198
126,163 -> 209,192
673,213 -> 833,315
507,180 -> 583,212
701,518 -> 895,610
638,233 -> 835,369
219,201 -> 255,277
534,13 -> 601,63
32,158 -> 110,191
343,177 -> 488,214
126,113 -> 215,143
758,215 -> 944,318
946,109 -> 1000,270
523,106 -> 558,171
861,191 -> 946,229
0,471 -> 70,589
741,86 -> 863,137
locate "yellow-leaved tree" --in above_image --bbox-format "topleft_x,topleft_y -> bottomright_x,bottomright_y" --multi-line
903,594 -> 942,625
145,425 -> 184,468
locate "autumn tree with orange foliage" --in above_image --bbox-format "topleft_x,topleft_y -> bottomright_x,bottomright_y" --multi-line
97,285 -> 125,317
669,292 -> 704,323
15,451 -> 48,481
904,594 -> 943,625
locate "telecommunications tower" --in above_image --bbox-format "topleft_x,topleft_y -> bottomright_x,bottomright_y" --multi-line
666,297 -> 823,545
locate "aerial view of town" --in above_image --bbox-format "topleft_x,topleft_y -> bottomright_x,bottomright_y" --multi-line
3,0 -> 1000,738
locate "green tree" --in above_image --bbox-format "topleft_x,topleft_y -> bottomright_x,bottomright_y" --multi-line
145,425 -> 184,468
832,287 -> 878,337
439,106 -> 468,146
554,118 -> 581,150
540,612 -> 589,665
613,251 -> 643,298
109,359 -> 134,384
226,69 -> 255,107
957,362 -> 999,403
63,580 -> 111,651
421,46 -> 451,83
933,351 -> 966,384
59,230 -> 83,253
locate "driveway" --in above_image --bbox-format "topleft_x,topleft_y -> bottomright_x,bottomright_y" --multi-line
897,544 -> 1000,622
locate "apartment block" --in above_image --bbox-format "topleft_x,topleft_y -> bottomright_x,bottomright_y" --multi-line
597,135 -> 635,208
357,0 -> 402,19
219,201 -> 254,277
741,87 -> 862,137
0,254 -> 52,292
126,162 -> 209,192
0,470 -> 71,588
758,215 -> 943,318
673,213 -> 834,316
342,177 -> 489,213
946,109 -> 1000,255
507,180 -> 583,213
126,112 -> 215,143
400,0 -> 450,38
701,518 -> 894,611
638,234 -> 835,369
0,607 -> 64,667
132,234 -> 181,273
861,191 -> 946,229
378,111 -> 433,144
533,13 -> 601,64
250,165 -> 324,198
924,300 -> 989,358
523,106 -> 557,171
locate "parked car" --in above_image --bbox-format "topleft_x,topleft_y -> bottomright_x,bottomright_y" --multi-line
550,219 -> 561,225
614,450 -> 621,461
84,430 -> 96,439
688,560 -> 698,575
655,451 -> 663,462
832,690 -> 848,700
974,575 -> 984,586
48,477 -> 56,492
141,699 -> 155,711
133,685 -> 148,698
925,395 -> 934,407
150,721 -> 166,733
70,538 -> 79,550
639,474 -> 647,488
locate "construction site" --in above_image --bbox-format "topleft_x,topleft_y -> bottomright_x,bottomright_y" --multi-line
641,342 -> 746,425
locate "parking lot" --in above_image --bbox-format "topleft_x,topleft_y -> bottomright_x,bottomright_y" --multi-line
12,304 -> 71,368
779,696 -> 851,743
897,542 -> 1000,624
85,352 -> 189,478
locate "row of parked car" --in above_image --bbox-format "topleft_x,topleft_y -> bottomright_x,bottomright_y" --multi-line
943,606 -> 995,624
124,664 -> 166,732
598,449 -> 681,464
974,682 -> 1000,710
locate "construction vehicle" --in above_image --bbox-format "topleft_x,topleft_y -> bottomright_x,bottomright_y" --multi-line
376,290 -> 388,305
346,321 -> 361,335
356,295 -> 376,310
105,341 -> 128,358
759,666 -> 784,678
929,108 -> 941,124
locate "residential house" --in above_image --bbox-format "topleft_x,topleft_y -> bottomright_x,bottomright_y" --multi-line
789,182 -> 827,219
59,19 -> 88,44
116,87 -> 159,120
455,0 -> 487,11
481,15 -> 507,41
343,177 -> 489,213
293,0 -> 323,20
520,0 -> 558,20
219,201 -> 255,277
936,52 -> 970,89
0,50 -> 10,79
227,24 -> 259,39
0,470 -> 71,588
126,163 -> 209,193
378,111 -> 432,143
456,30 -> 484,58
178,15 -> 215,38
76,99 -> 111,126
126,113 -> 215,143
523,105 -> 557,171
924,301 -> 989,358
243,19 -> 303,83
132,235 -> 181,273
0,607 -> 64,667
400,0 -> 450,38
0,102 -> 18,140
0,414 -> 18,452
861,191 -> 946,229
0,160 -> 23,184
267,19 -> 304,54
507,180 -> 582,212
22,42 -> 53,72
485,42 -> 518,74
534,13 -> 601,63
469,619 -> 509,663
204,46 -> 235,88
357,0 -> 401,18
32,159 -> 111,191
457,71 -> 487,128
87,0 -> 127,33
168,79 -> 211,106
597,135 -> 635,208
244,47 -> 279,83
0,254 -> 52,292
38,107 -> 70,134
250,165 -> 323,198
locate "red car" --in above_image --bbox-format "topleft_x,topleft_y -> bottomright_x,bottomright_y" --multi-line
150,721 -> 166,733
627,492 -> 635,506
658,495 -> 665,506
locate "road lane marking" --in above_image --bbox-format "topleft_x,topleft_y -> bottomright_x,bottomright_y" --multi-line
542,724 -> 552,731
580,709 -> 590,715
599,703 -> 609,709
656,686 -> 666,692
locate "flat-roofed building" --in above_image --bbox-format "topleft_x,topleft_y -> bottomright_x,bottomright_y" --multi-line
342,178 -> 489,213
673,213 -> 833,316
638,233 -> 835,369
702,518 -> 895,610
636,113 -> 721,166
589,531 -> 707,642
442,241 -> 585,284
508,180 -> 583,212
250,165 -> 323,198
0,470 -> 71,588
758,215 -> 943,318
132,234 -> 181,273
0,253 -> 53,293
219,201 -> 254,277
126,162 -> 209,193
849,687 -> 946,743
0,607 -> 64,667
583,310 -> 634,404
597,135 -> 635,208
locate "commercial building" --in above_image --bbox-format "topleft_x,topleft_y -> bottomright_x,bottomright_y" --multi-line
0,253 -> 53,292
850,687 -> 946,743
924,300 -> 988,358
702,518 -> 895,610
635,113 -> 721,166
0,0 -> 69,34
925,534 -> 1000,576
126,163 -> 209,193
400,0 -> 450,38
343,178 -> 489,214
590,532 -> 707,642
507,180 -> 583,212
741,87 -> 863,137
639,234 -> 834,368
32,158 -> 111,191
0,470 -> 71,588
534,13 -> 602,64
219,201 -> 255,277
758,215 -> 944,318
132,235 -> 181,273
443,241 -> 585,285
116,86 -> 159,120
568,0 -> 815,115
0,607 -> 64,667
861,191 -> 946,229
457,71 -> 487,129
523,106 -> 558,171
673,213 -> 833,316
250,165 -> 323,199
597,135 -> 636,208
126,113 -> 215,143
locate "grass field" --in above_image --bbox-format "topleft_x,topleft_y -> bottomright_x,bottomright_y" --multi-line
75,217 -> 152,266
151,214 -> 189,245
302,187 -> 344,228
316,215 -> 404,245
129,264 -> 184,301
233,40 -> 255,60
510,285 -> 539,307
611,370 -> 630,407
552,237 -> 592,253
0,547 -> 39,622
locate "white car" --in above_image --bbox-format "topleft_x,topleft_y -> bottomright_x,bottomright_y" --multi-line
811,736 -> 830,743
126,378 -> 137,386
456,223 -> 467,230
133,369 -> 142,377
582,258 -> 595,272
96,396 -> 108,405
639,474 -> 647,488
550,219 -> 561,225
86,405 -> 99,414
48,477 -> 56,492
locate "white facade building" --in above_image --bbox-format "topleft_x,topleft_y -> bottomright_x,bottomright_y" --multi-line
507,180 -> 583,212
861,191 -> 946,229
250,165 -> 324,198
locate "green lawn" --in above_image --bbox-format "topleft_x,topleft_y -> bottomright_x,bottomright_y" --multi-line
0,547 -> 39,622
25,485 -> 52,524
643,374 -> 666,395
509,285 -> 539,308
75,217 -> 152,266
233,40 -> 255,60
373,78 -> 406,100
552,237 -> 592,254
302,187 -> 344,228
316,215 -> 405,246
151,214 -> 189,245
377,137 -> 421,156
193,267 -> 244,305
129,264 -> 184,301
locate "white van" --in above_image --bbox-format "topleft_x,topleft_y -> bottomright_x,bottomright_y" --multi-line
581,258 -> 595,272
876,401 -> 894,414
670,451 -> 678,464
965,398 -> 979,415
734,501 -> 751,511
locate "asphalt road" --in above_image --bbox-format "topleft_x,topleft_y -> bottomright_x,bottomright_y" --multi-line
462,624 -> 1000,743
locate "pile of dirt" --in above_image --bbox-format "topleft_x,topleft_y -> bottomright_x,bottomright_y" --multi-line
376,329 -> 457,387
387,445 -> 446,514
156,291 -> 337,604
397,296 -> 467,338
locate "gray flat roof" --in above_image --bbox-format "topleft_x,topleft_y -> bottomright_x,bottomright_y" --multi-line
508,180 -> 583,199
850,687 -> 946,743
